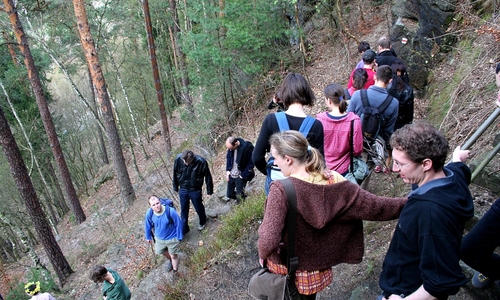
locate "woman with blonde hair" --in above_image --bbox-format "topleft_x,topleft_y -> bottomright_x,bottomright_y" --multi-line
24,281 -> 55,300
256,130 -> 406,299
317,83 -> 363,176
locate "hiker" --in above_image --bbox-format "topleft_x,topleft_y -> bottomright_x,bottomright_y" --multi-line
145,195 -> 183,274
267,92 -> 285,112
347,68 -> 368,99
459,62 -> 500,289
377,121 -> 473,300
24,282 -> 55,300
252,72 -> 324,195
355,41 -> 371,69
173,150 -> 213,234
90,266 -> 131,300
348,65 -> 399,174
316,83 -> 363,175
347,49 -> 376,90
257,130 -> 406,299
387,60 -> 414,130
375,36 -> 398,68
225,136 -> 255,201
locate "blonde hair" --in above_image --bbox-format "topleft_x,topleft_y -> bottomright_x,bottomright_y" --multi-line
269,130 -> 327,179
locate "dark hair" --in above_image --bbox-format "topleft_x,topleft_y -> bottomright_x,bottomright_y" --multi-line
377,36 -> 391,49
148,195 -> 159,204
390,121 -> 449,171
391,60 -> 407,92
181,150 -> 194,164
376,65 -> 393,84
25,283 -> 39,295
324,83 -> 347,113
496,63 -> 500,74
358,41 -> 370,53
90,265 -> 108,283
269,130 -> 326,179
352,68 -> 368,90
278,73 -> 315,108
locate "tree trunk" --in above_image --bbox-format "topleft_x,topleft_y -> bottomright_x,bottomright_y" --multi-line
0,102 -> 73,285
73,0 -> 136,205
142,0 -> 172,156
4,0 -> 86,223
87,69 -> 110,165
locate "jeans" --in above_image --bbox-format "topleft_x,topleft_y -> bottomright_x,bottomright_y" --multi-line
178,189 -> 206,235
226,176 -> 247,200
460,197 -> 500,280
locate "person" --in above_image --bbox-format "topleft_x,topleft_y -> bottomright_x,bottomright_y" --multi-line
90,266 -> 131,300
387,60 -> 414,130
252,72 -> 324,195
267,92 -> 285,112
347,49 -> 376,90
257,130 -> 406,299
173,150 -> 213,234
375,36 -> 398,67
24,282 -> 56,300
347,68 -> 368,98
377,121 -> 474,300
145,195 -> 184,273
348,65 -> 399,173
355,41 -> 371,69
459,62 -> 500,289
316,83 -> 363,175
225,136 -> 255,201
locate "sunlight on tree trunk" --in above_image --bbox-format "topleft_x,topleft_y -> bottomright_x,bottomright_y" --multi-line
73,0 -> 136,205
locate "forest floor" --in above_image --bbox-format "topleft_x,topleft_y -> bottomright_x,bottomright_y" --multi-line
4,1 -> 500,300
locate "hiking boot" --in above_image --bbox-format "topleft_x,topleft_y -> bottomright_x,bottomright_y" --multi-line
197,224 -> 206,231
165,260 -> 173,272
472,271 -> 494,289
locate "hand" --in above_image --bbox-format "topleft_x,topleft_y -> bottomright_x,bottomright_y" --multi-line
452,146 -> 470,163
387,295 -> 403,300
226,171 -> 230,181
147,240 -> 152,244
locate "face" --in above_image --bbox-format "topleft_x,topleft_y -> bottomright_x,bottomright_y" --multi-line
271,145 -> 291,176
226,141 -> 236,151
149,197 -> 162,213
496,71 -> 500,89
392,148 -> 425,185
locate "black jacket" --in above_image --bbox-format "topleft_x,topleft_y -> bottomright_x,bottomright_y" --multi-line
173,154 -> 213,194
226,138 -> 255,181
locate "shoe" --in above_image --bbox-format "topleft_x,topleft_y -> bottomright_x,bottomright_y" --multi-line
197,224 -> 206,231
165,260 -> 173,272
374,165 -> 382,173
172,270 -> 180,280
471,271 -> 494,289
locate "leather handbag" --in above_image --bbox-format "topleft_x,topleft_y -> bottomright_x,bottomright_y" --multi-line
248,178 -> 300,300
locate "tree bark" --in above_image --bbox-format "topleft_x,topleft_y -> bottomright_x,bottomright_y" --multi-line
142,0 -> 172,156
0,102 -> 73,285
73,0 -> 136,205
4,0 -> 86,223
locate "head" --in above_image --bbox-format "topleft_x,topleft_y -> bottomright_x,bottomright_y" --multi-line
362,49 -> 377,64
323,83 -> 347,113
352,68 -> 368,90
391,60 -> 407,90
148,195 -> 162,213
496,62 -> 500,88
390,121 -> 449,185
269,130 -> 325,178
181,150 -> 195,165
90,265 -> 108,283
24,281 -> 41,296
278,73 -> 316,108
375,65 -> 393,85
358,41 -> 370,53
225,137 -> 239,151
377,36 -> 391,51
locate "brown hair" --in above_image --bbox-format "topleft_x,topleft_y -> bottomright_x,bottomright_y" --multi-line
181,150 -> 195,164
278,73 -> 316,108
90,265 -> 107,283
323,83 -> 347,113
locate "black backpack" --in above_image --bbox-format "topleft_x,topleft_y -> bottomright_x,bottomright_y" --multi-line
360,89 -> 393,142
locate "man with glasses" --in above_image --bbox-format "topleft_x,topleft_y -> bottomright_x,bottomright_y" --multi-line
377,120 -> 473,300
173,150 -> 213,235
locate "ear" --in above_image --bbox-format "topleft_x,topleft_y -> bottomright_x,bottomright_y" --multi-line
284,155 -> 293,165
421,158 -> 433,172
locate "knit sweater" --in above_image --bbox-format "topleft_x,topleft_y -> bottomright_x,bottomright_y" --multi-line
258,177 -> 407,271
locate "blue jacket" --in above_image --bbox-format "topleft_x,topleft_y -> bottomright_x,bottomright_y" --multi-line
226,138 -> 255,181
379,162 -> 474,298
173,154 -> 213,194
347,85 -> 399,144
144,205 -> 184,241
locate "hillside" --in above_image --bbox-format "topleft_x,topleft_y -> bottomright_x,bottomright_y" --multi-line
3,1 -> 500,299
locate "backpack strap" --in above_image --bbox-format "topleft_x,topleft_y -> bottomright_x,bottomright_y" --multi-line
360,89 -> 369,108
281,178 -> 298,276
378,94 -> 394,114
298,116 -> 315,136
349,119 -> 354,172
275,112 -> 290,131
344,88 -> 351,100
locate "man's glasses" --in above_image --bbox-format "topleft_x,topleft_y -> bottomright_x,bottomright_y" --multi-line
393,160 -> 415,169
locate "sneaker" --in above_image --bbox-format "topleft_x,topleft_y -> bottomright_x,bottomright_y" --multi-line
165,260 -> 173,272
197,224 -> 206,231
472,271 -> 494,289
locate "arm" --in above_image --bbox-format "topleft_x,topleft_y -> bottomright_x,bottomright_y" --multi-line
171,207 -> 184,241
252,114 -> 275,175
172,157 -> 180,192
241,144 -> 255,179
353,117 -> 364,156
204,161 -> 214,195
382,101 -> 398,143
258,181 -> 287,260
308,121 -> 324,158
144,210 -> 153,241
347,69 -> 354,88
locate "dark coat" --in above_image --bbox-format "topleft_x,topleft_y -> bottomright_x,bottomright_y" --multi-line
226,138 -> 255,181
173,154 -> 213,194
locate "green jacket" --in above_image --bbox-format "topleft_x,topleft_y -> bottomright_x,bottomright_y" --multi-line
102,269 -> 131,300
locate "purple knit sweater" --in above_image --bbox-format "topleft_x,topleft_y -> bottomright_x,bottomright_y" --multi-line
258,177 -> 406,271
